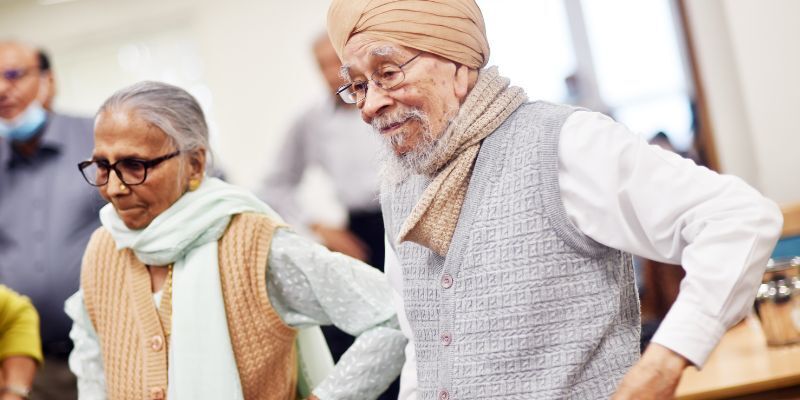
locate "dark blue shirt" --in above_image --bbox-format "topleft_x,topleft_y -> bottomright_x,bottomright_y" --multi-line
0,113 -> 104,354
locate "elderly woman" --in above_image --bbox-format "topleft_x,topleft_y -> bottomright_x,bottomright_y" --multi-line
64,81 -> 405,400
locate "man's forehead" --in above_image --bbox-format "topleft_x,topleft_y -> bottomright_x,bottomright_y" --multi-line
0,42 -> 37,66
341,41 -> 410,79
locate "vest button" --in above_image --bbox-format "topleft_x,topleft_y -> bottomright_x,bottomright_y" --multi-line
149,387 -> 165,400
441,273 -> 453,289
438,389 -> 449,400
150,335 -> 164,352
440,332 -> 452,346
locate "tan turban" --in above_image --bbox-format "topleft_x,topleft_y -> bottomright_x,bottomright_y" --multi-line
327,0 -> 490,69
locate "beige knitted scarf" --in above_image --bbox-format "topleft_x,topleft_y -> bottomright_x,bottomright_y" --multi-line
397,66 -> 527,256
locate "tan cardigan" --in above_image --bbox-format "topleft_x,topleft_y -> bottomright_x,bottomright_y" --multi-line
81,213 -> 298,400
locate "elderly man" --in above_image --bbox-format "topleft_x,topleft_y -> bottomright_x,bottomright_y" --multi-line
0,40 -> 102,400
327,1 -> 783,399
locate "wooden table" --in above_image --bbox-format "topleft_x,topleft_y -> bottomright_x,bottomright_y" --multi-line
676,316 -> 800,399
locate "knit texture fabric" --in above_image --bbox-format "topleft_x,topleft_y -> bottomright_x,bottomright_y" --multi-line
397,66 -> 527,256
382,101 -> 640,400
81,213 -> 298,400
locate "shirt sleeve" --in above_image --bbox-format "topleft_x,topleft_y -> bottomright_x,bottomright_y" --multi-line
383,237 -> 418,400
64,291 -> 108,399
256,113 -> 313,227
558,110 -> 783,367
0,285 -> 42,363
266,228 -> 407,400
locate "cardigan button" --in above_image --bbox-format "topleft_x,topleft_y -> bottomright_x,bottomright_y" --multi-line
149,387 -> 165,400
438,389 -> 449,400
150,335 -> 164,352
441,273 -> 453,289
440,332 -> 452,346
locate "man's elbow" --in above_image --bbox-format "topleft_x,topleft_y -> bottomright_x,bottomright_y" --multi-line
760,198 -> 784,244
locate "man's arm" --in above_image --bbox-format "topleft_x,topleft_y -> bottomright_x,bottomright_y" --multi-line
558,111 -> 783,397
257,111 -> 313,226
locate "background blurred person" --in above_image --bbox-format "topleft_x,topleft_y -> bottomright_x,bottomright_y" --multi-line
67,81 -> 404,400
258,33 -> 384,268
257,34 -> 400,398
0,40 -> 102,400
0,285 -> 42,400
34,50 -> 54,112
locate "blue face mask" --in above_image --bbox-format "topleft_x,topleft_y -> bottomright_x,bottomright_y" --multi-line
0,102 -> 47,142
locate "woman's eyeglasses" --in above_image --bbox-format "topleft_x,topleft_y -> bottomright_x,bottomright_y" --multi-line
77,150 -> 181,187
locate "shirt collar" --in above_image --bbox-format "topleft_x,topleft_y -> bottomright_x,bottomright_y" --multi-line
3,113 -> 63,170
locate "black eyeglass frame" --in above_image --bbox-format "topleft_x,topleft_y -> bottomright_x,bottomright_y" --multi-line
77,150 -> 182,187
335,52 -> 424,105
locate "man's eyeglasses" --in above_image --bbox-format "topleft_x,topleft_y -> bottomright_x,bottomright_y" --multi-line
336,52 -> 423,105
77,150 -> 181,187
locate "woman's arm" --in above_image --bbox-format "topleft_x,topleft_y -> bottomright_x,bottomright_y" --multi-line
267,228 -> 407,400
0,285 -> 42,398
64,291 -> 107,399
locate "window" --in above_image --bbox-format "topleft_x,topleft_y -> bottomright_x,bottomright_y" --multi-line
479,0 -> 694,151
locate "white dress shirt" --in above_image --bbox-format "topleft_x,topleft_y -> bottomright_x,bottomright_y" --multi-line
387,110 -> 783,399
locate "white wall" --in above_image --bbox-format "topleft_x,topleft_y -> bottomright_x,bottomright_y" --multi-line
4,0 -> 798,205
0,0 -> 333,189
684,0 -> 800,204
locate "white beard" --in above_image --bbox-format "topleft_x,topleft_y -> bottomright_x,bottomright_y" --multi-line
372,106 -> 458,184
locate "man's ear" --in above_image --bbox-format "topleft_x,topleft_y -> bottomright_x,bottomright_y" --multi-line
454,64 -> 472,103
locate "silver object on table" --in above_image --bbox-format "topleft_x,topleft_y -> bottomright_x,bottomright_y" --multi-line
754,256 -> 800,346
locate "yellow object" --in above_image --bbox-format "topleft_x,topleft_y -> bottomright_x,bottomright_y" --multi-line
0,285 -> 43,364
119,183 -> 127,192
80,213 -> 298,399
188,179 -> 201,191
327,0 -> 489,69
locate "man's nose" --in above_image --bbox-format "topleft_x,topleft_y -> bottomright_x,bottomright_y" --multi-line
360,83 -> 393,124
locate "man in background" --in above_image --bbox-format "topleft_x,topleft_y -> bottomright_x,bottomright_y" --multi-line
35,50 -> 54,112
0,40 -> 103,400
257,34 -> 398,398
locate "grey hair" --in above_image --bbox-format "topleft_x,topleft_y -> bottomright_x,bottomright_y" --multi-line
97,81 -> 210,158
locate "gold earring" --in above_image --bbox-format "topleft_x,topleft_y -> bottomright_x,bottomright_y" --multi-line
188,178 -> 201,191
119,183 -> 127,192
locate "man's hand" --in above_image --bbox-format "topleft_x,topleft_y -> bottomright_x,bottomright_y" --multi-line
612,343 -> 689,400
311,224 -> 369,262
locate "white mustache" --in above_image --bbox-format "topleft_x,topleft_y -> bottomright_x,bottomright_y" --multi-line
371,108 -> 427,132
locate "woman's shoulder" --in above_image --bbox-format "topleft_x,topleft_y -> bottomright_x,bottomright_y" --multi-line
228,212 -> 285,233
86,226 -> 116,252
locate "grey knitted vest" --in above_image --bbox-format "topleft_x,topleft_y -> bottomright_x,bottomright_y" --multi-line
382,102 -> 640,400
